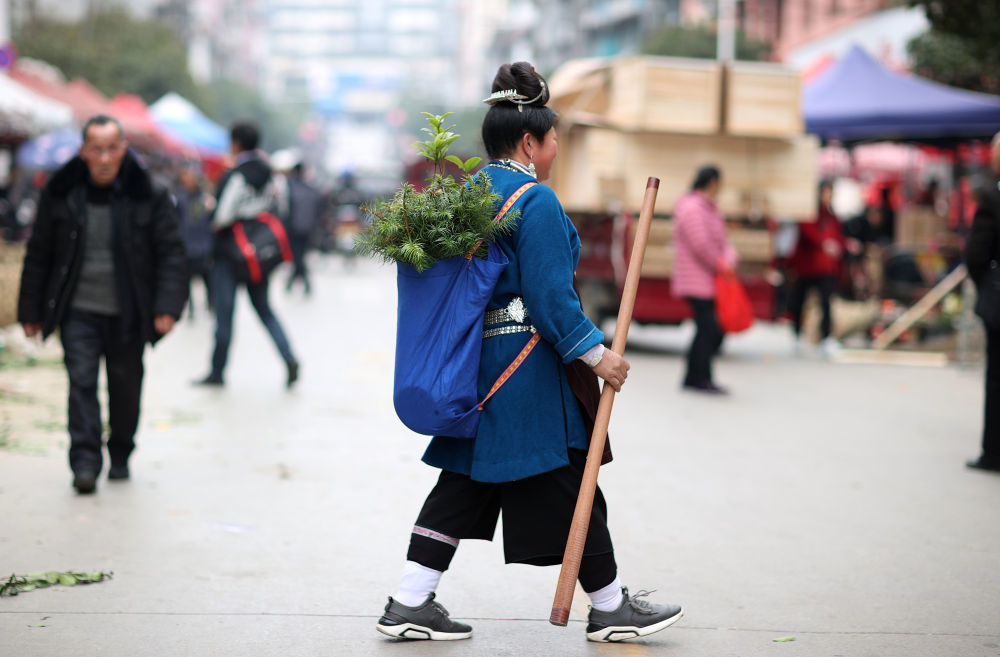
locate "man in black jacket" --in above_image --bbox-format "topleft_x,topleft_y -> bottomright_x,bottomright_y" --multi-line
17,115 -> 188,493
282,161 -> 323,295
966,132 -> 1000,473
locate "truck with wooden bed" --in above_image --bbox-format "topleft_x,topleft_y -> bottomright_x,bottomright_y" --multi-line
546,56 -> 819,326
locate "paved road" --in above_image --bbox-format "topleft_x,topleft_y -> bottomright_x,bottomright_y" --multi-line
2,257 -> 998,656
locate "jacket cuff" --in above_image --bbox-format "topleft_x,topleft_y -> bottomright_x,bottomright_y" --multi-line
554,320 -> 604,363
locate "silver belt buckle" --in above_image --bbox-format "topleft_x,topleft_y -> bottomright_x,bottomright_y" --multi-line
506,297 -> 527,324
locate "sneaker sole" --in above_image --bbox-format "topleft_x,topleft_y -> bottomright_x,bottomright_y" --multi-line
586,607 -> 684,643
376,622 -> 472,641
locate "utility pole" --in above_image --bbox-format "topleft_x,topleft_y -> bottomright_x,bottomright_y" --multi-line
1,0 -> 10,42
717,0 -> 736,62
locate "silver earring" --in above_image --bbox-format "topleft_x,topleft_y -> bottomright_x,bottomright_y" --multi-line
528,159 -> 536,178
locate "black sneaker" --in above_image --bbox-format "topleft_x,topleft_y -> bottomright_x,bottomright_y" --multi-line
375,594 -> 472,641
193,374 -> 224,387
286,360 -> 299,389
682,381 -> 729,395
966,456 -> 1000,473
586,588 -> 683,643
108,464 -> 130,481
72,470 -> 98,494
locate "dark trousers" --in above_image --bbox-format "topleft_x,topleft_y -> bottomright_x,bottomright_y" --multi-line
406,451 -> 617,593
684,297 -> 720,386
187,256 -> 213,317
790,275 -> 836,340
983,328 -> 1000,462
286,234 -> 311,293
209,259 -> 295,379
60,309 -> 144,474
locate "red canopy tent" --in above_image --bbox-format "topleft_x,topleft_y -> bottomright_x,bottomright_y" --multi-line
10,64 -> 180,154
9,66 -> 109,125
66,79 -> 114,118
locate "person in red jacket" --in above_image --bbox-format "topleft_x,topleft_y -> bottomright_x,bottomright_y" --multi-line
789,180 -> 846,357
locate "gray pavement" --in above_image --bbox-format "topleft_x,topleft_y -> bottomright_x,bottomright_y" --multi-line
2,256 -> 999,657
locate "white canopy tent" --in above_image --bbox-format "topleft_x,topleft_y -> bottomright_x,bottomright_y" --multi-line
0,71 -> 74,138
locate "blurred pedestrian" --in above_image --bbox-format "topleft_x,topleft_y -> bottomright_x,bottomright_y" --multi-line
174,167 -> 214,318
282,161 -> 323,295
965,132 -> 1000,473
195,120 -> 300,388
788,179 -> 847,357
672,165 -> 737,394
878,185 -> 897,244
330,171 -> 365,262
17,115 -> 188,493
375,61 -> 683,644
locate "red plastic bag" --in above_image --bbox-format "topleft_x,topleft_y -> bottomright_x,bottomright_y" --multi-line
715,270 -> 754,333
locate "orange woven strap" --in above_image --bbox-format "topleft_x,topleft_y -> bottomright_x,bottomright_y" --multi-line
466,182 -> 538,259
478,332 -> 541,410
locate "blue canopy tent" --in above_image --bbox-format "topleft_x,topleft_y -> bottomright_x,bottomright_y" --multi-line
149,92 -> 228,154
16,127 -> 82,170
804,46 -> 1000,143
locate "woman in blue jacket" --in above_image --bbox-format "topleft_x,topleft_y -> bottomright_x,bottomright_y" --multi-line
375,62 -> 683,644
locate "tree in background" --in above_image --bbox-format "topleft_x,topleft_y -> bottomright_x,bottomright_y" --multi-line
907,1 -> 1000,94
641,23 -> 768,61
15,8 -> 199,104
13,8 -> 307,151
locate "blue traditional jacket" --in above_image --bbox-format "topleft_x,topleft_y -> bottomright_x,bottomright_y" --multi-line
422,166 -> 604,482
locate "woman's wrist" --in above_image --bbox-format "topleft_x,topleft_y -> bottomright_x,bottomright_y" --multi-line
580,344 -> 605,368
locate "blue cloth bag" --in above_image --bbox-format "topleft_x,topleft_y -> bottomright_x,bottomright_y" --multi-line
393,240 -> 509,438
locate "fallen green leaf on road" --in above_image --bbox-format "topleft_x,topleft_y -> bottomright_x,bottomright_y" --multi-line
773,636 -> 796,642
1,571 -> 113,597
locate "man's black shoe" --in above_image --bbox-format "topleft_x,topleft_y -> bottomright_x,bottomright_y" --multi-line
72,471 -> 98,494
193,374 -> 224,387
108,464 -> 130,481
286,360 -> 299,389
966,456 -> 1000,473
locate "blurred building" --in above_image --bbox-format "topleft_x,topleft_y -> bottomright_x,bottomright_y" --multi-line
736,0 -> 894,61
258,0 -> 460,181
258,1 -> 459,109
456,0 -> 510,106
488,0 -> 680,77
154,0 -> 263,90
680,0 -> 925,67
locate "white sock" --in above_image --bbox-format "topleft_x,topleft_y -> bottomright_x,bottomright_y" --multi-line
394,561 -> 442,607
587,576 -> 624,612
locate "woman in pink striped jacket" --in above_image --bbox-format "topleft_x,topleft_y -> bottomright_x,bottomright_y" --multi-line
672,165 -> 737,394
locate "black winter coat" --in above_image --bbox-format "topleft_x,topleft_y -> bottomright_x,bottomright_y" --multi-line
967,177 -> 1000,288
17,153 -> 189,343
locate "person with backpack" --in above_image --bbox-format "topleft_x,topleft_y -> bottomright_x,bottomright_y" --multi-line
374,62 -> 683,644
194,121 -> 300,389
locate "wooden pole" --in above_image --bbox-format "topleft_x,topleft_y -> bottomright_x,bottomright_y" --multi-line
870,264 -> 967,350
549,176 -> 659,627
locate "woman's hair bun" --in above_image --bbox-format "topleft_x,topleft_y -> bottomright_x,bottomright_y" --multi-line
491,61 -> 550,107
